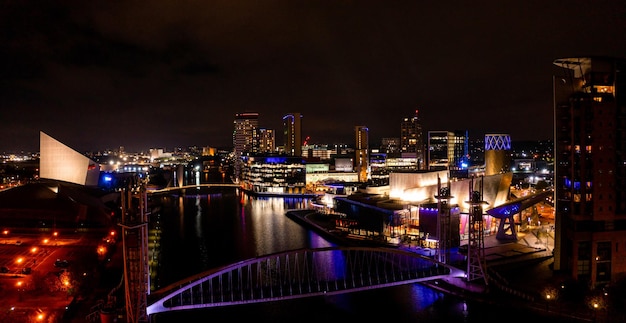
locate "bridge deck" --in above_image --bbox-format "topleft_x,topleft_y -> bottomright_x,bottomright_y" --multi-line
147,247 -> 464,315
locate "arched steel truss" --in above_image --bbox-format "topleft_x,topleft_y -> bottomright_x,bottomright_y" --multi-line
147,246 -> 465,316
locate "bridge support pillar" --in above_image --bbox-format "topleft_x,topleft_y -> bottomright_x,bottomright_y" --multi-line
435,176 -> 453,264
496,215 -> 518,241
466,177 -> 488,285
119,176 -> 150,323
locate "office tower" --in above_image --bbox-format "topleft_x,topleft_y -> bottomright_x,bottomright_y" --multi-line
233,112 -> 259,156
484,134 -> 511,176
450,130 -> 469,174
468,137 -> 486,167
355,126 -> 369,182
258,128 -> 275,153
400,110 -> 425,169
553,56 -> 626,288
427,130 -> 469,174
283,113 -> 302,156
427,131 -> 452,170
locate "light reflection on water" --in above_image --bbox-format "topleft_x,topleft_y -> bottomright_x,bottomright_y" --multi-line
149,187 -> 559,323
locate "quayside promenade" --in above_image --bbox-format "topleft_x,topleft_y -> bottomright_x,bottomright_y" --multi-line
287,209 -> 623,323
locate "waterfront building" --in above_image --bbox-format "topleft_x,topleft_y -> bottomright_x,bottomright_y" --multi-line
400,110 -> 425,169
355,125 -> 369,182
39,131 -> 100,186
553,56 -> 626,288
240,155 -> 307,194
305,162 -> 358,193
283,113 -> 302,157
484,133 -> 512,176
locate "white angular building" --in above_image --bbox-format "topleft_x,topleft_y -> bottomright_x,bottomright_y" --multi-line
39,131 -> 100,186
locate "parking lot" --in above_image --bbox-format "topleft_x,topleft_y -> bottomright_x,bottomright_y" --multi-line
0,230 -> 101,322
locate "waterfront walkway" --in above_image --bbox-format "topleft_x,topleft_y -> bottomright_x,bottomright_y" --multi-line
288,209 -> 620,323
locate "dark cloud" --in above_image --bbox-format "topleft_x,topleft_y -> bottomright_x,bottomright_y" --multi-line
1,0 -> 626,153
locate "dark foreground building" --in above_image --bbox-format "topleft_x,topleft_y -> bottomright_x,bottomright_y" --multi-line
553,56 -> 626,288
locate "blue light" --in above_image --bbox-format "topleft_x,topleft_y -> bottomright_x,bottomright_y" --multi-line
103,174 -> 112,182
564,178 -> 571,188
265,157 -> 287,164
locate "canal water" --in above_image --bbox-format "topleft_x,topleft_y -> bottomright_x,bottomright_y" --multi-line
147,186 -> 563,323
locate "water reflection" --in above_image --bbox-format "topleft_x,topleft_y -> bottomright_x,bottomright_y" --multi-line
149,188 -> 332,289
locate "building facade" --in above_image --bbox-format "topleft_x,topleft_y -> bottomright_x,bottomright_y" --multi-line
233,112 -> 259,156
484,133 -> 512,176
355,126 -> 369,182
283,113 -> 302,157
553,56 -> 626,288
400,110 -> 425,169
258,128 -> 275,153
39,131 -> 100,186
240,155 -> 307,194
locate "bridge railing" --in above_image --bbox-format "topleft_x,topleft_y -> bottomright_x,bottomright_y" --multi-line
147,247 -> 464,315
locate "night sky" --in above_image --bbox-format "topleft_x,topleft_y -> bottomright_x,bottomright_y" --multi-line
2,1 -> 625,153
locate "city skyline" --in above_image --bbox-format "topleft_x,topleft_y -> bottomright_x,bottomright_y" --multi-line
2,1 -> 625,153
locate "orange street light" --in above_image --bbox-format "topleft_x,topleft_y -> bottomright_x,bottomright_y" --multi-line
2,230 -> 8,235
16,257 -> 24,264
31,247 -> 38,253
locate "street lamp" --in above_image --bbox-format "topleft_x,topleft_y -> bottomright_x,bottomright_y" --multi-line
543,286 -> 558,312
16,281 -> 23,301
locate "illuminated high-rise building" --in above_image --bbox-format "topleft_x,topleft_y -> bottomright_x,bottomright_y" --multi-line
553,56 -> 626,288
400,110 -> 425,169
233,112 -> 259,155
283,113 -> 302,156
258,128 -> 275,153
355,125 -> 369,182
233,112 -> 259,181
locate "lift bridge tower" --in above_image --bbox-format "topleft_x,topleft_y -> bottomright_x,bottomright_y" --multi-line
466,176 -> 488,284
120,176 -> 150,323
435,176 -> 453,264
